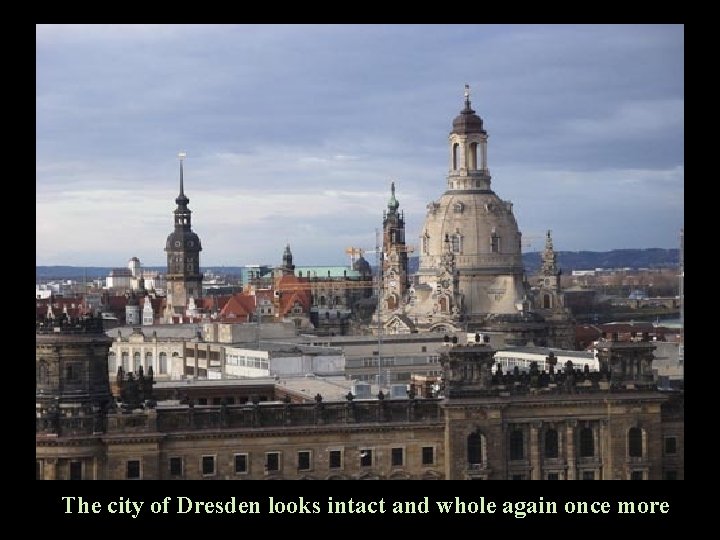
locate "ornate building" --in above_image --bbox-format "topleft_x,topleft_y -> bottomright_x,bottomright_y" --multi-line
164,153 -> 203,322
37,313 -> 682,480
381,87 -> 573,348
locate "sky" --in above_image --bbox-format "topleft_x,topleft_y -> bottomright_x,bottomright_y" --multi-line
36,24 -> 684,267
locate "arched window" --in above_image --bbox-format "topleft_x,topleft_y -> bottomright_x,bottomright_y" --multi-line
145,352 -> 153,371
469,142 -> 478,170
320,296 -> 326,306
121,352 -> 129,372
107,352 -> 116,374
543,294 -> 551,309
628,427 -> 643,458
159,352 -> 168,375
133,352 -> 141,373
452,143 -> 459,170
37,360 -> 49,385
510,430 -> 524,461
65,363 -> 77,382
467,432 -> 486,466
544,428 -> 559,458
579,427 -> 594,457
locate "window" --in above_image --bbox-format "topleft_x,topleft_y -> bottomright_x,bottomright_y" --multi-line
391,448 -> 404,467
664,436 -> 677,456
631,471 -> 644,480
265,452 -> 280,472
36,460 -> 42,480
582,471 -> 595,480
451,234 -> 461,253
69,461 -> 82,480
126,460 -> 141,480
629,427 -> 643,458
169,457 -> 183,477
422,446 -> 435,466
329,450 -> 342,469
234,454 -> 248,474
452,143 -> 459,170
491,234 -> 501,253
422,233 -> 430,255
159,353 -> 167,375
510,430 -> 524,461
467,432 -> 484,466
201,455 -> 215,476
664,470 -> 677,480
547,473 -> 559,480
469,142 -> 478,170
298,451 -> 311,471
511,474 -> 525,480
145,352 -> 153,370
122,352 -> 129,371
544,429 -> 559,459
360,449 -> 373,467
421,346 -> 427,353
579,427 -> 594,458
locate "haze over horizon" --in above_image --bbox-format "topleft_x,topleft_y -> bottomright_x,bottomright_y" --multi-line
37,24 -> 684,267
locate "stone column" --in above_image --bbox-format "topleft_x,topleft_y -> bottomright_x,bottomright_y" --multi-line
45,458 -> 58,480
566,420 -> 577,480
599,420 -> 608,479
530,422 -> 542,480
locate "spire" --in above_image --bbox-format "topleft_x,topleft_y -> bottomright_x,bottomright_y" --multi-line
176,152 -> 189,206
387,181 -> 399,213
464,83 -> 471,111
542,230 -> 558,276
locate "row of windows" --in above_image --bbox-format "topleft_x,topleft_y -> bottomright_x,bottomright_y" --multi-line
421,233 -> 501,255
468,428 -> 672,464
155,447 -> 436,479
225,355 -> 269,370
109,351 -> 176,375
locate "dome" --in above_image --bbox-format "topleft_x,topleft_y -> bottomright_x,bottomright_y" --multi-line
452,97 -> 485,135
416,188 -> 525,319
353,255 -> 372,276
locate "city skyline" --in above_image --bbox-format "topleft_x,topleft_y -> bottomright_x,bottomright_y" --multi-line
37,24 -> 684,267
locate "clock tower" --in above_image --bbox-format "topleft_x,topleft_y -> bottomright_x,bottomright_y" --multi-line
164,153 -> 203,321
381,182 -> 409,313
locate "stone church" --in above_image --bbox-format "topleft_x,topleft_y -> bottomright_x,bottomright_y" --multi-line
380,87 -> 573,348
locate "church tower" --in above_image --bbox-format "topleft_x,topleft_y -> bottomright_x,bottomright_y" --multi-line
281,243 -> 295,276
409,86 -> 525,332
382,182 -> 409,312
164,153 -> 203,321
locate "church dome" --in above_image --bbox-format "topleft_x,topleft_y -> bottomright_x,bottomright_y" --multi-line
353,255 -> 372,276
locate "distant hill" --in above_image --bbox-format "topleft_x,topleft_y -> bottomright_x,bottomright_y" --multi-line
521,248 -> 679,275
37,249 -> 679,281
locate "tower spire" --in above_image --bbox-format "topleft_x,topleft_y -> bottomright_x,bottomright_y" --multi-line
387,181 -> 399,214
178,152 -> 186,197
464,83 -> 471,110
175,152 -> 189,207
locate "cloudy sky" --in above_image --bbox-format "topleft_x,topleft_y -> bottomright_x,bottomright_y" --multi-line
36,24 -> 684,267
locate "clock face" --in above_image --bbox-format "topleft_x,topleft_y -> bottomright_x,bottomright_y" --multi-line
441,280 -> 449,288
389,280 -> 397,287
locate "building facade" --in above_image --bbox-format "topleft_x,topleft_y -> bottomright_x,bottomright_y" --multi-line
37,314 -> 682,480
